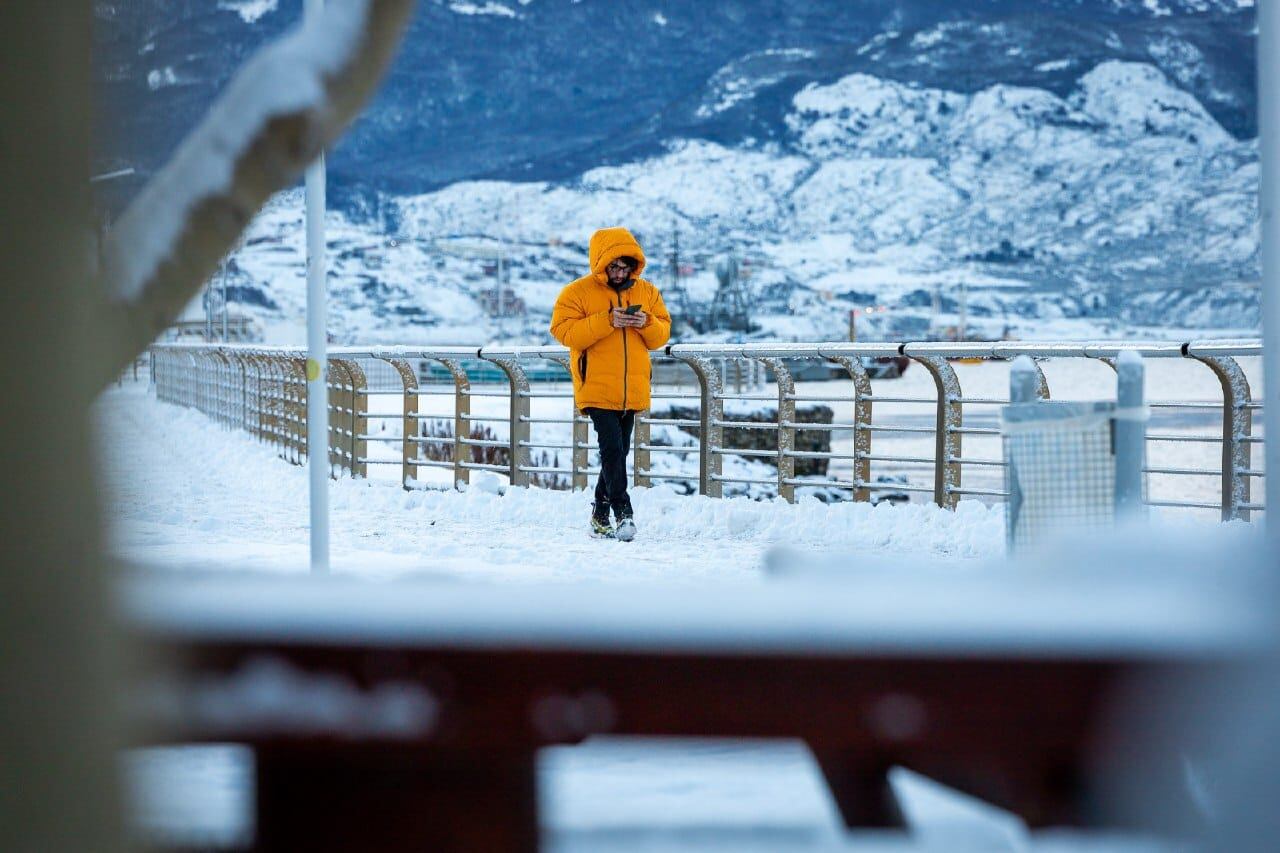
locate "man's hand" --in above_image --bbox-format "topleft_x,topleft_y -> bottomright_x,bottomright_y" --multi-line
611,308 -> 646,328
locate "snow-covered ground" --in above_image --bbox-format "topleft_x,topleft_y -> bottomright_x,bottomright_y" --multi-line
99,385 -> 1004,581
99,373 -> 1259,850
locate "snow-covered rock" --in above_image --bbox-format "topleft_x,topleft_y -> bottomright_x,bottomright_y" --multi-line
1072,60 -> 1234,148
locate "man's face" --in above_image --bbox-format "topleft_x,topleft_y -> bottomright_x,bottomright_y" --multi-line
606,258 -> 633,285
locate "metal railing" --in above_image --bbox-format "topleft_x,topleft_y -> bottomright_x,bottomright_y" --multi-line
148,339 -> 1266,520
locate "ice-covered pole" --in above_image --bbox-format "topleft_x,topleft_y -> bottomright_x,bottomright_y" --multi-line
1261,0 -> 1280,547
1114,350 -> 1147,522
1005,355 -> 1039,551
305,0 -> 329,574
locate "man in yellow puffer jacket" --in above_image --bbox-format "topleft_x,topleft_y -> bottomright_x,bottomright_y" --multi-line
550,227 -> 672,541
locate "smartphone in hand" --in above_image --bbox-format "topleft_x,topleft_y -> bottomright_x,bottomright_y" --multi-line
624,304 -> 641,315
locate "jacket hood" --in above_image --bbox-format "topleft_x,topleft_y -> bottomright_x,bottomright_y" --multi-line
588,227 -> 646,283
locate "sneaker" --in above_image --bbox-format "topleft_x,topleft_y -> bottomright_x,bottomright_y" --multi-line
590,512 -> 615,539
615,515 -> 636,542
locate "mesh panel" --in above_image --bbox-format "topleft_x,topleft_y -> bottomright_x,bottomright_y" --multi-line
1003,402 -> 1115,549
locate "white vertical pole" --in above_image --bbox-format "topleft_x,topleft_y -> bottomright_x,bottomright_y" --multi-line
1261,0 -> 1279,547
305,0 -> 329,574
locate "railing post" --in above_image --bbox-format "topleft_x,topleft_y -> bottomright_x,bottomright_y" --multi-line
668,351 -> 723,498
435,358 -> 472,489
484,354 -> 532,487
826,354 -> 874,503
245,354 -> 263,441
349,360 -> 368,479
231,352 -> 248,434
573,410 -> 591,492
549,355 -> 592,491
633,410 -> 652,489
381,357 -> 420,490
326,359 -> 352,475
261,354 -> 283,451
754,356 -> 795,503
1114,351 -> 1147,521
328,359 -> 367,478
1184,351 -> 1253,521
286,357 -> 308,465
908,353 -> 963,510
1006,356 -> 1041,550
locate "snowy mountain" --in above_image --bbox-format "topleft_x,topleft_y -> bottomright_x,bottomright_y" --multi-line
94,0 -> 1261,342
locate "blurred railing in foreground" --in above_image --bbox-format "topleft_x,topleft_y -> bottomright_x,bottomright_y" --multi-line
148,340 -> 1265,520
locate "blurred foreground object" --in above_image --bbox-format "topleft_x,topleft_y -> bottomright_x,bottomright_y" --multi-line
123,536 -> 1273,851
0,2 -> 413,850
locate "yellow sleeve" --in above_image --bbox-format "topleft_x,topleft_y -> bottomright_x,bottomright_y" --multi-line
550,284 -> 614,350
638,284 -> 672,350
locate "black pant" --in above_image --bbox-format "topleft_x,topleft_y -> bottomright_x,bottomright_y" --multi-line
584,408 -> 635,518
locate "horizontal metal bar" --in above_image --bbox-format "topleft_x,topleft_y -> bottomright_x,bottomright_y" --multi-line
638,445 -> 696,453
713,420 -> 779,429
878,483 -> 936,494
955,397 -> 1009,405
517,466 -> 571,475
787,394 -> 853,402
865,450 -> 936,466
864,453 -> 935,464
634,471 -> 699,481
1147,401 -> 1228,409
1145,433 -> 1223,443
519,391 -> 574,398
1239,502 -> 1266,511
1240,470 -> 1267,477
355,435 -> 402,442
949,487 -> 1009,497
784,422 -> 855,431
711,448 -> 779,458
950,457 -> 1006,467
520,441 -> 575,450
407,436 -> 453,444
459,437 -> 508,448
640,418 -> 701,427
461,390 -> 510,398
710,474 -> 778,486
405,459 -> 454,469
861,395 -> 936,404
1144,499 -> 1223,510
953,427 -> 1000,436
784,449 -> 841,460
458,462 -> 507,472
860,425 -> 935,434
354,458 -> 398,465
1143,466 -> 1221,476
782,478 -> 857,488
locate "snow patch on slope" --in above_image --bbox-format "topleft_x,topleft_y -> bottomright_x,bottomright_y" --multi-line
218,0 -> 279,25
448,2 -> 517,17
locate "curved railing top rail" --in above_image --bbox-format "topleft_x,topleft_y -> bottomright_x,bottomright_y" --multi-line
329,344 -> 484,360
151,339 -> 1263,361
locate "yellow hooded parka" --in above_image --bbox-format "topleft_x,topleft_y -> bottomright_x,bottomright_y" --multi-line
549,227 -> 672,411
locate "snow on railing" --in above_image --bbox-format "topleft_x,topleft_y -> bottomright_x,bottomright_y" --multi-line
147,340 -> 1266,520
